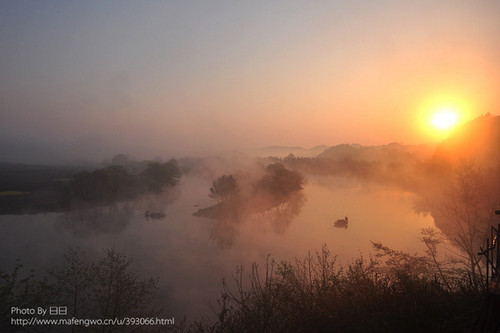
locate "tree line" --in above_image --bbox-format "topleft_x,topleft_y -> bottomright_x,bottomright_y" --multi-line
0,158 -> 182,214
69,159 -> 181,204
208,163 -> 304,204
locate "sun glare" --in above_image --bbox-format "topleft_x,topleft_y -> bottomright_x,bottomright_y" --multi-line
431,109 -> 458,130
416,92 -> 475,141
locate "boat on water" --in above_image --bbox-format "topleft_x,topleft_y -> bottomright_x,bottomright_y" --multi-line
144,210 -> 166,220
334,216 -> 348,229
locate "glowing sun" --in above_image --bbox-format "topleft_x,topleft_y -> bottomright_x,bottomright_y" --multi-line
431,109 -> 458,130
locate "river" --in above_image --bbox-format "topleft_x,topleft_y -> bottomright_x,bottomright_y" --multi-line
0,174 -> 434,320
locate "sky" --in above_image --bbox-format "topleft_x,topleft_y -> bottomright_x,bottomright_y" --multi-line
1,0 -> 500,163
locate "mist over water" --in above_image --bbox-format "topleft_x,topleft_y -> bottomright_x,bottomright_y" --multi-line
0,170 -> 434,319
2,115 -> 499,326
1,1 -> 499,329
2,115 -> 498,322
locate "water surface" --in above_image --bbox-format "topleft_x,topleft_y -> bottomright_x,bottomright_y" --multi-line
0,174 -> 434,319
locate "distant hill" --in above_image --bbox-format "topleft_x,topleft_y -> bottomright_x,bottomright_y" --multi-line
433,113 -> 500,168
317,142 -> 434,163
246,145 -> 329,158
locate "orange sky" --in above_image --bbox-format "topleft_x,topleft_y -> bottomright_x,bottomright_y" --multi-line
1,1 -> 499,162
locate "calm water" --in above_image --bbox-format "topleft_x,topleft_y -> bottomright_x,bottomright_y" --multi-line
0,174 -> 434,319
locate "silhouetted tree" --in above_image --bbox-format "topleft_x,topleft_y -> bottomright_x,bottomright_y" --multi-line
431,160 -> 499,288
207,245 -> 481,333
140,159 -> 181,192
45,248 -> 160,332
209,175 -> 240,202
0,261 -> 42,332
255,163 -> 304,198
70,165 -> 136,203
93,249 -> 159,322
45,248 -> 96,332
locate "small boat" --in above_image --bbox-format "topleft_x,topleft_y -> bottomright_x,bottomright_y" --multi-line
144,210 -> 166,220
334,216 -> 348,229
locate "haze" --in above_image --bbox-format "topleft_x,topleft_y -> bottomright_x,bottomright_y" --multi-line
1,1 -> 500,163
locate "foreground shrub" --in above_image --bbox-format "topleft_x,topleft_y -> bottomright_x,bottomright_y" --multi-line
195,245 -> 482,333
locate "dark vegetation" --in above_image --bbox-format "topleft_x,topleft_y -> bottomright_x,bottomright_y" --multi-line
253,163 -> 304,199
193,163 -> 306,248
0,156 -> 181,214
264,115 -> 498,195
267,115 -> 500,290
209,175 -> 240,202
180,242 -> 483,333
195,163 -> 304,219
420,161 -> 500,289
0,163 -> 80,214
70,160 -> 181,204
183,115 -> 499,331
1,248 -> 161,333
269,151 -> 499,290
1,115 -> 498,331
0,241 -> 485,332
263,146 -> 431,193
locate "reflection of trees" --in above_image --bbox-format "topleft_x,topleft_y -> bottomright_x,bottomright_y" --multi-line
55,204 -> 134,237
194,199 -> 242,249
248,191 -> 306,234
209,218 -> 240,249
134,185 -> 181,217
204,192 -> 305,248
56,185 -> 181,237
